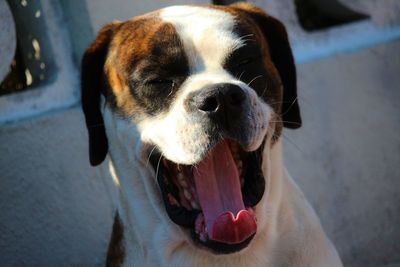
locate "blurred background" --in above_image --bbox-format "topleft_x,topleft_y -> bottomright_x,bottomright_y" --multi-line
0,0 -> 399,266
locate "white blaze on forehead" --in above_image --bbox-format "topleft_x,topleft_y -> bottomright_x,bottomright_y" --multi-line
134,6 -> 272,165
160,6 -> 243,72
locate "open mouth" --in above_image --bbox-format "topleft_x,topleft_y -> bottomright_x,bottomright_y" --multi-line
150,139 -> 265,254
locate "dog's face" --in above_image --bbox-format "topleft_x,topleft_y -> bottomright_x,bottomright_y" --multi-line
82,3 -> 301,254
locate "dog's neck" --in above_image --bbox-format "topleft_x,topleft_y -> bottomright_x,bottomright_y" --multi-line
101,107 -> 329,267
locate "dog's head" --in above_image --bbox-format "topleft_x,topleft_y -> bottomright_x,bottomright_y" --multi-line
81,3 -> 301,254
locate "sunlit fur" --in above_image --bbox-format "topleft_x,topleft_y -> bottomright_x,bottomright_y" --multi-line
97,5 -> 342,267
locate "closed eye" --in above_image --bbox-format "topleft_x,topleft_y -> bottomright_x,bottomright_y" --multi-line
236,57 -> 254,68
146,79 -> 174,85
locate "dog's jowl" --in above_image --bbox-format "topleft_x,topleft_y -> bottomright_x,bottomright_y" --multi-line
81,2 -> 343,267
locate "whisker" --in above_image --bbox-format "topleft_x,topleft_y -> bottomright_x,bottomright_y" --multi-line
237,71 -> 246,81
247,75 -> 263,87
281,96 -> 299,117
146,145 -> 158,167
167,81 -> 176,97
155,153 -> 163,180
237,34 -> 255,44
260,82 -> 268,98
238,33 -> 254,39
232,34 -> 255,51
282,133 -> 303,153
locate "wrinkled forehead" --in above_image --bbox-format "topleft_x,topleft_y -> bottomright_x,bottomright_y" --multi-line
160,6 -> 244,72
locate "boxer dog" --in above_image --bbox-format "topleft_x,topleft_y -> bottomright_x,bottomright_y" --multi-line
81,2 -> 343,266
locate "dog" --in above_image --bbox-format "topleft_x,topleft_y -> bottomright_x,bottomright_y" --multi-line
81,2 -> 343,266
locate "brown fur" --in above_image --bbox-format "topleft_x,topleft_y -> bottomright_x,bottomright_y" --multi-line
81,2 -> 300,165
229,3 -> 301,129
104,17 -> 188,117
106,213 -> 125,267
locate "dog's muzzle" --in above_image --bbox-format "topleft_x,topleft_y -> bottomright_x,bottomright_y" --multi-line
185,83 -> 250,140
149,83 -> 267,254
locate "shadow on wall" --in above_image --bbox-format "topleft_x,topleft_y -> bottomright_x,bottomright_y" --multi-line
294,0 -> 368,31
1,0 -> 55,96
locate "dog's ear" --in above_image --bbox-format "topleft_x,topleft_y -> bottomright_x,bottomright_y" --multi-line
81,22 -> 120,166
230,3 -> 301,129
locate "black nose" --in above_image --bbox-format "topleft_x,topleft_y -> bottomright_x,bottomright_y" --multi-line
186,83 -> 247,129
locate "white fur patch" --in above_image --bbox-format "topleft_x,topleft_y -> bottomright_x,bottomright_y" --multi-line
135,6 -> 272,164
160,6 -> 243,72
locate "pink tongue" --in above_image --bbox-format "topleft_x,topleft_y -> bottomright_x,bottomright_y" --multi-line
193,140 -> 257,244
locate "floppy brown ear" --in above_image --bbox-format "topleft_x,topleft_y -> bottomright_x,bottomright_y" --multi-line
230,3 -> 301,129
81,22 -> 119,166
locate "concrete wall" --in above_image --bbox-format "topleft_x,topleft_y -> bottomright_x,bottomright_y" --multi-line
1,0 -> 399,266
0,109 -> 115,266
61,0 -> 208,66
0,0 -> 16,82
285,40 -> 400,267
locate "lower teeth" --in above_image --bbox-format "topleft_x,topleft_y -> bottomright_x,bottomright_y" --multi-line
191,200 -> 199,209
180,180 -> 188,188
183,189 -> 192,200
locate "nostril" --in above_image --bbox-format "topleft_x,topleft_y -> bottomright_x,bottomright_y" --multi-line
228,89 -> 246,106
186,84 -> 246,115
199,96 -> 219,112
